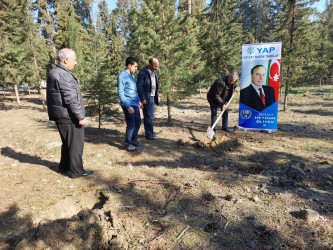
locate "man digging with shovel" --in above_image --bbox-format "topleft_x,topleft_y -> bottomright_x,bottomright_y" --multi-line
207,72 -> 240,139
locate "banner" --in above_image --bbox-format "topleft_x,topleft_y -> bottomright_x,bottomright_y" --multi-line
238,42 -> 282,131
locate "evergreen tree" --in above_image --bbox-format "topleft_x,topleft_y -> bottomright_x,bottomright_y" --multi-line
26,15 -> 52,108
272,0 -> 320,110
31,0 -> 56,48
0,0 -> 35,104
239,0 -> 282,43
199,0 -> 244,84
114,0 -> 134,46
83,1 -> 124,128
53,0 -> 90,80
178,0 -> 206,14
322,1 -> 333,83
72,0 -> 93,30
128,0 -> 203,122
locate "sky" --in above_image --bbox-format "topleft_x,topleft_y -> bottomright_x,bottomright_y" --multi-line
92,0 -> 328,17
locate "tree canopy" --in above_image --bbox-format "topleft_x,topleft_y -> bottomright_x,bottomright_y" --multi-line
0,0 -> 331,114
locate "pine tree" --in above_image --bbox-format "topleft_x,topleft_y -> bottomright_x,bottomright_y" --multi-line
25,15 -> 52,108
53,0 -> 90,80
72,0 -> 94,30
178,0 -> 206,14
83,1 -> 124,128
272,0 -> 320,110
322,1 -> 333,83
127,0 -> 203,122
199,0 -> 244,85
0,0 -> 35,104
239,0 -> 282,43
31,0 -> 56,48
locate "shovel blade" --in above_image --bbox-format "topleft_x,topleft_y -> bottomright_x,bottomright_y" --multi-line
207,126 -> 215,139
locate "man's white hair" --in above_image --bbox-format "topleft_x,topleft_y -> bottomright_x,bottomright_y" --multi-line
229,71 -> 239,78
57,48 -> 75,61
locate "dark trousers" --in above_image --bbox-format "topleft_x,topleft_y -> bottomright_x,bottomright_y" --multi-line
122,105 -> 141,146
210,106 -> 229,132
56,122 -> 85,178
143,96 -> 155,138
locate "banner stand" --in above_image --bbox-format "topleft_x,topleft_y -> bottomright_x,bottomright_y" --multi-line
238,127 -> 275,133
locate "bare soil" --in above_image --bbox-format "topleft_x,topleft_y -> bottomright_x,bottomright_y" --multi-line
0,86 -> 332,249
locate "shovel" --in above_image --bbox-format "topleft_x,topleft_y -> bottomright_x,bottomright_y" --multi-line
207,93 -> 236,139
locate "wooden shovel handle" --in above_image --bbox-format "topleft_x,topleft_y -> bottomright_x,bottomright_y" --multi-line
211,93 -> 236,129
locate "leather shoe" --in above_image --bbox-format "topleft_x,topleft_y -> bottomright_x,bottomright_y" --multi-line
222,127 -> 231,133
83,170 -> 94,176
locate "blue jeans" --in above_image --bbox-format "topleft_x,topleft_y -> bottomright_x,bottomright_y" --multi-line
210,106 -> 228,132
122,105 -> 141,146
143,96 -> 155,138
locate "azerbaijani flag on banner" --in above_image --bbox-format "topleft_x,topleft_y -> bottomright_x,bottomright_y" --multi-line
266,59 -> 281,102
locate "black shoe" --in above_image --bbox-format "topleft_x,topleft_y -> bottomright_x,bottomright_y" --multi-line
83,170 -> 94,176
222,127 -> 231,133
126,145 -> 137,151
133,142 -> 143,146
60,171 -> 70,177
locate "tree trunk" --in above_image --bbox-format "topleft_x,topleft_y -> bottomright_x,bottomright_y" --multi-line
32,56 -> 46,109
187,0 -> 191,14
283,83 -> 288,111
167,94 -> 171,123
14,83 -> 20,105
279,86 -> 282,101
98,102 -> 101,130
283,1 -> 296,112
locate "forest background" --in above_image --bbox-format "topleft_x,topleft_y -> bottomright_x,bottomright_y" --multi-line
0,0 -> 332,122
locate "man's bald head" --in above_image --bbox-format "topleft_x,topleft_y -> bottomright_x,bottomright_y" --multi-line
148,57 -> 159,72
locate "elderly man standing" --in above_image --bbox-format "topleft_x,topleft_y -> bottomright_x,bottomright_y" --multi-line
47,48 -> 93,178
137,58 -> 160,140
207,72 -> 240,133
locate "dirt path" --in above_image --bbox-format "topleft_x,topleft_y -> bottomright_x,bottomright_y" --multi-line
0,87 -> 332,249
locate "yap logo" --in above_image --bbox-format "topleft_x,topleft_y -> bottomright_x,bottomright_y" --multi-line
247,47 -> 255,55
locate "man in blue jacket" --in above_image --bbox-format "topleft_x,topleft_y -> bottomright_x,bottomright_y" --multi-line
47,48 -> 93,178
137,58 -> 160,140
117,57 -> 143,151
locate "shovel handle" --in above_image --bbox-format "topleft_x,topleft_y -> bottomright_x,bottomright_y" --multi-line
211,93 -> 236,129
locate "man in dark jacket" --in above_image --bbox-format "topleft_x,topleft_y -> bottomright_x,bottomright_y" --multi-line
137,58 -> 160,140
47,48 -> 93,178
207,72 -> 239,133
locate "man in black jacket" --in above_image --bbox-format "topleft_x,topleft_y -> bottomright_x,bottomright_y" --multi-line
207,72 -> 239,133
47,48 -> 93,178
137,58 -> 160,140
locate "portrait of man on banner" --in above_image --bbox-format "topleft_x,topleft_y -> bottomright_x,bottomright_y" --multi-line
240,64 -> 276,111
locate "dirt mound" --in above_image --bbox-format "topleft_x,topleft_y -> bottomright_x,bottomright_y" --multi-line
177,136 -> 241,153
13,192 -> 125,249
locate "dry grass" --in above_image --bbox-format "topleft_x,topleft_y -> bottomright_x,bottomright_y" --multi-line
0,85 -> 332,249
